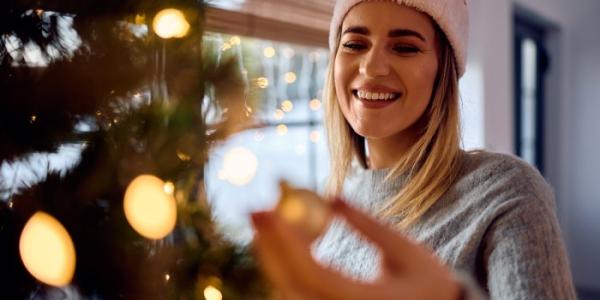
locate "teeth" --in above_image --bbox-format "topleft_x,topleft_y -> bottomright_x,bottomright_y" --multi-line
355,90 -> 398,101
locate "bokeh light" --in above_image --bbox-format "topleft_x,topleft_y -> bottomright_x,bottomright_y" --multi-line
203,285 -> 223,300
152,8 -> 190,39
263,47 -> 275,58
309,99 -> 322,111
276,124 -> 288,136
256,77 -> 269,88
123,175 -> 177,240
284,72 -> 297,84
310,130 -> 320,143
221,147 -> 258,186
281,100 -> 294,112
273,109 -> 285,120
19,212 -> 76,287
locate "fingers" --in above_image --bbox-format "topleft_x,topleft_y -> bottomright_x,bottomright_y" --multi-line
330,197 -> 427,270
251,211 -> 371,300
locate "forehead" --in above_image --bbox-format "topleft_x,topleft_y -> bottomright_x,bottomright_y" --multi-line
341,2 -> 436,38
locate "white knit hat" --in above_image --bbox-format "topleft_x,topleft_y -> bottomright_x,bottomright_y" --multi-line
329,0 -> 469,77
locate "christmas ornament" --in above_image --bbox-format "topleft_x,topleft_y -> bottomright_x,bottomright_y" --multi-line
19,212 -> 76,287
275,181 -> 332,241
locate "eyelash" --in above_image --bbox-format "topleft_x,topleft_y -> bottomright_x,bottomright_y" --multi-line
341,42 -> 420,54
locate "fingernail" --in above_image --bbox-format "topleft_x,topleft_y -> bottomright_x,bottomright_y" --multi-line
330,197 -> 347,211
250,211 -> 271,227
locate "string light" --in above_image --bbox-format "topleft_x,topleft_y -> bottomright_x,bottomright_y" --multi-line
123,175 -> 177,240
309,99 -> 321,111
163,181 -> 175,195
203,285 -> 223,300
135,14 -> 146,25
152,8 -> 190,39
282,47 -> 295,58
284,72 -> 297,84
281,100 -> 294,112
30,115 -> 37,124
273,109 -> 285,120
177,150 -> 191,161
229,36 -> 241,45
256,77 -> 269,88
19,212 -> 76,287
165,274 -> 171,281
276,124 -> 288,136
221,147 -> 258,186
263,47 -> 275,58
310,130 -> 320,143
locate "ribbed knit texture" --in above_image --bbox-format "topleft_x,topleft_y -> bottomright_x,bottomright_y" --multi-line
314,150 -> 577,299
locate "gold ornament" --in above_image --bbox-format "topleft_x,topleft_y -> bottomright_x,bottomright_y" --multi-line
275,181 -> 331,241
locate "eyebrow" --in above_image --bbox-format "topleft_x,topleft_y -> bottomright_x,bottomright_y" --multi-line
342,26 -> 427,42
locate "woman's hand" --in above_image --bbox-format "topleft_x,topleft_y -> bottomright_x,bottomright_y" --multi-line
250,198 -> 462,300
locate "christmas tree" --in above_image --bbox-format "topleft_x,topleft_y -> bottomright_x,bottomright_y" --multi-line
0,0 -> 269,298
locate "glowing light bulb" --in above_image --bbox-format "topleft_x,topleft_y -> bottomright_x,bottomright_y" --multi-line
310,130 -> 320,143
276,124 -> 288,136
284,72 -> 297,84
222,147 -> 258,186
256,77 -> 269,88
309,99 -> 321,111
273,109 -> 285,120
282,47 -> 295,58
230,36 -> 241,45
124,175 -> 177,239
19,212 -> 76,287
263,47 -> 275,58
281,100 -> 294,112
152,8 -> 190,39
204,285 -> 223,300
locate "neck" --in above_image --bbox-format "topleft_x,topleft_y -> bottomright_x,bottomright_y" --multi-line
366,132 -> 418,170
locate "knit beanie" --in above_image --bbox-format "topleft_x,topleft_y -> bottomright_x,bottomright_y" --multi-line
329,0 -> 469,77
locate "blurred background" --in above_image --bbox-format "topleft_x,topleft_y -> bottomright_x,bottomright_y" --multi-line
204,0 -> 600,298
1,0 -> 598,298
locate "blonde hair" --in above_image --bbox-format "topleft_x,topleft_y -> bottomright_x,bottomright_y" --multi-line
324,28 -> 463,229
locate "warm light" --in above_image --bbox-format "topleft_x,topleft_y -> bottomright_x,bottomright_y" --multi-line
281,100 -> 294,112
222,147 -> 258,186
273,109 -> 285,120
124,175 -> 177,240
282,47 -> 295,58
177,150 -> 191,161
30,115 -> 37,123
276,124 -> 288,136
135,14 -> 146,25
263,47 -> 276,58
310,130 -> 320,143
165,273 -> 171,281
203,285 -> 223,300
230,36 -> 241,45
152,8 -> 190,39
256,77 -> 269,88
309,99 -> 321,111
163,181 -> 175,195
221,42 -> 232,51
284,72 -> 297,84
19,212 -> 76,287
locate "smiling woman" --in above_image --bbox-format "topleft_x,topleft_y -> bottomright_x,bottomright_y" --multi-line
250,0 -> 578,299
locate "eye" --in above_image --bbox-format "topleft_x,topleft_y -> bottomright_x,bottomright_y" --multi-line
392,45 -> 420,54
341,42 -> 367,51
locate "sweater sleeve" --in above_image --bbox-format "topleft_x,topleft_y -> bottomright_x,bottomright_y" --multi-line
482,196 -> 577,300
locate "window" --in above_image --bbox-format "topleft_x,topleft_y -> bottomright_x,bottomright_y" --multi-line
203,6 -> 331,243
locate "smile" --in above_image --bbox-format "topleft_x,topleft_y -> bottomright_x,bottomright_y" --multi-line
352,89 -> 401,101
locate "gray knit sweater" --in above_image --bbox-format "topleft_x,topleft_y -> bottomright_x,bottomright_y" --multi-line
314,150 -> 577,299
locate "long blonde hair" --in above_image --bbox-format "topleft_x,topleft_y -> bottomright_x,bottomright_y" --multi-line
324,27 -> 463,229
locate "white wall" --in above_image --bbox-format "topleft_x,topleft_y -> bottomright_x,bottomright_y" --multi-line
464,0 -> 600,292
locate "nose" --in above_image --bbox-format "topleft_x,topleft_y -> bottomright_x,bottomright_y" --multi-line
359,46 -> 390,77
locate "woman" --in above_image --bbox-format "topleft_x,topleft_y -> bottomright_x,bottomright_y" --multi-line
251,0 -> 577,299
